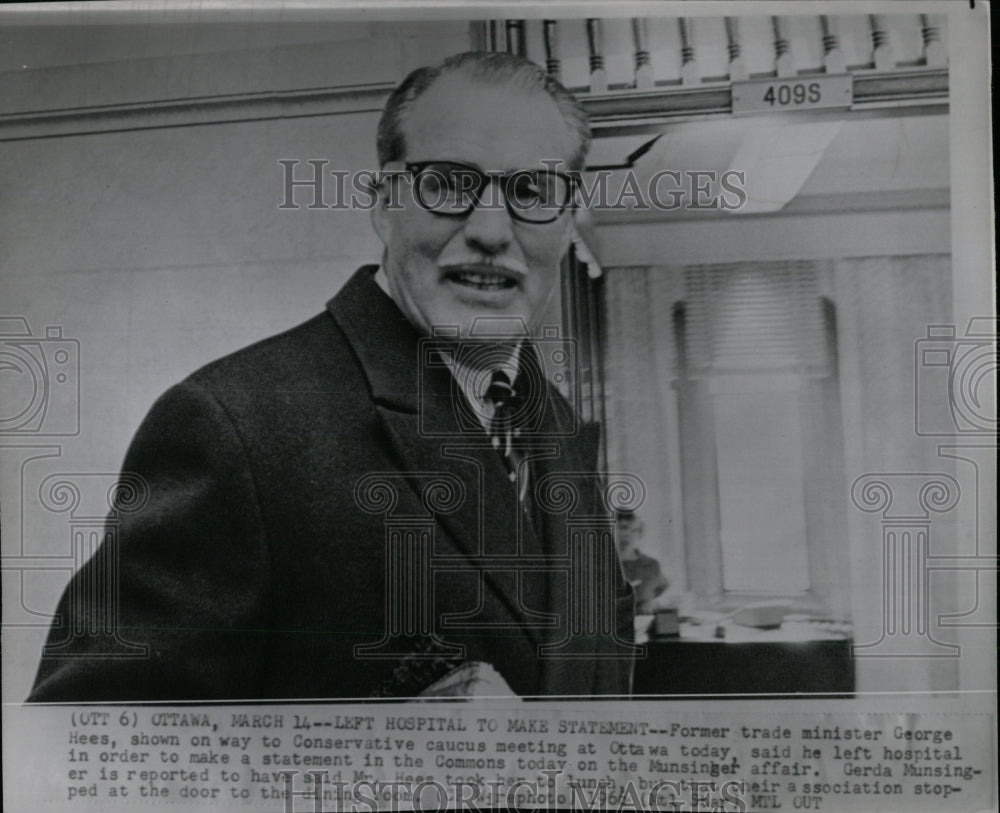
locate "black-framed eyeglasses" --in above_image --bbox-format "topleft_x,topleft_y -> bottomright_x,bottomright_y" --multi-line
403,160 -> 574,224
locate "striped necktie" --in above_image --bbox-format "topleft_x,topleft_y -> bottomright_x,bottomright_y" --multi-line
484,366 -> 553,555
484,369 -> 531,502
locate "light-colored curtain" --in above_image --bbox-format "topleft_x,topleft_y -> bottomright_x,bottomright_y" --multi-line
833,255 -> 953,472
833,253 -> 957,692
602,266 -> 684,589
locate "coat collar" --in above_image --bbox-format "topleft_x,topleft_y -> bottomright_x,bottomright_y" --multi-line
326,265 -> 429,413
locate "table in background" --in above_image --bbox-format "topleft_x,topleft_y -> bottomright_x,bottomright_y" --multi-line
631,615 -> 855,697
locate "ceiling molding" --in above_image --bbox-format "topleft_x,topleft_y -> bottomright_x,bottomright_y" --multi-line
0,83 -> 394,143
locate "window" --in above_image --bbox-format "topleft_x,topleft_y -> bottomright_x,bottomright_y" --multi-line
597,261 -> 849,616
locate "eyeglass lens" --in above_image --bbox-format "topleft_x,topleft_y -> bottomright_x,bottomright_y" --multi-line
412,162 -> 568,222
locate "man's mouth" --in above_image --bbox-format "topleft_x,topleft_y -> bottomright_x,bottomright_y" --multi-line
443,266 -> 521,292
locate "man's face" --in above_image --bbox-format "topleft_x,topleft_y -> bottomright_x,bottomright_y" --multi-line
372,73 -> 577,340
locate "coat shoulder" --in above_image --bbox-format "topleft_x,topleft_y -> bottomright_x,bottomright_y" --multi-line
183,311 -> 355,394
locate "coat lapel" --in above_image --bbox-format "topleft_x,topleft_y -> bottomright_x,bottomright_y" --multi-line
327,268 -> 547,650
530,394 -> 606,696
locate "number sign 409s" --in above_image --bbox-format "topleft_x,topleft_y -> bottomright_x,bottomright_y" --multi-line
732,74 -> 853,115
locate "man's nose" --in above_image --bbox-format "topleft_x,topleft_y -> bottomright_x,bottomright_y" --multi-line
462,194 -> 514,255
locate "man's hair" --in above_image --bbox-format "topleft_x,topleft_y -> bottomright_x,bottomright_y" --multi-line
376,51 -> 591,172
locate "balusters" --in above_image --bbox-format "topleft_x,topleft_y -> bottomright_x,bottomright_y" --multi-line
505,13 -> 940,100
505,20 -> 526,57
820,15 -> 846,73
869,14 -> 894,70
678,18 -> 700,85
920,14 -> 946,67
631,18 -> 654,89
724,17 -> 748,81
542,20 -> 561,79
772,16 -> 794,77
586,19 -> 608,93
485,20 -> 501,52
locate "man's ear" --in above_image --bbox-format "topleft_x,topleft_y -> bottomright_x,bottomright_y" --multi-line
559,210 -> 579,257
568,217 -> 603,277
369,175 -> 392,245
